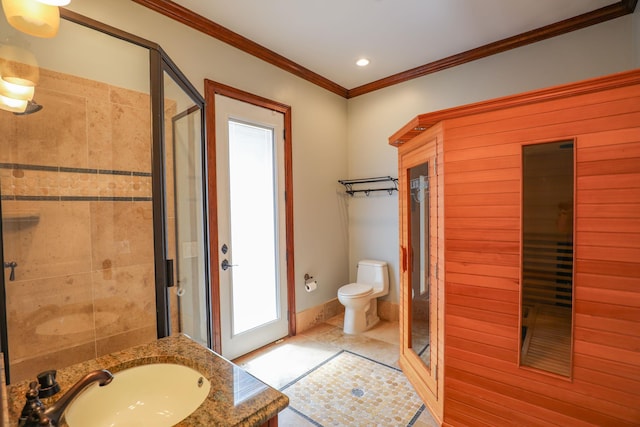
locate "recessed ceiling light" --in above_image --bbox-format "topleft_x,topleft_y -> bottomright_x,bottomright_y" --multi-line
356,58 -> 370,67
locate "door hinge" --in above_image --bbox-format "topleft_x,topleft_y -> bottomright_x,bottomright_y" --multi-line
435,261 -> 439,280
433,157 -> 438,176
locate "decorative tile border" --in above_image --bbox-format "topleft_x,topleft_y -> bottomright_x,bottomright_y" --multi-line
0,163 -> 152,201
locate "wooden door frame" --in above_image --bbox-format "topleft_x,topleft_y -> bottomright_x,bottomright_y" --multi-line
204,80 -> 295,353
397,124 -> 444,423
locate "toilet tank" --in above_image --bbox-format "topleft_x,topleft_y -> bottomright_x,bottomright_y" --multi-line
356,260 -> 389,292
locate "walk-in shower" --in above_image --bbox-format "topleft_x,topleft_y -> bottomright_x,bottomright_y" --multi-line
0,10 -> 209,383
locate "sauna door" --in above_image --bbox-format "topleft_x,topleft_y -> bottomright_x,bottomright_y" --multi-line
398,131 -> 441,418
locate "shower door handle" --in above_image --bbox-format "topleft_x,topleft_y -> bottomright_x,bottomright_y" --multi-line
221,259 -> 237,271
165,259 -> 174,287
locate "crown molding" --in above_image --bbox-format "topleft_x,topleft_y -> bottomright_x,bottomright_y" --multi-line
131,0 -> 349,97
133,0 -> 637,99
348,0 -> 637,98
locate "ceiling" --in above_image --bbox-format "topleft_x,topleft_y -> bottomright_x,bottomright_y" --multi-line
159,0 -> 629,95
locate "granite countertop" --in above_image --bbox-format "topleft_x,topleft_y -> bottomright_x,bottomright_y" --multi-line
6,335 -> 289,426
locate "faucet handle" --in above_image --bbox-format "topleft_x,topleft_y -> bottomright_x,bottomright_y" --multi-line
29,405 -> 52,426
18,382 -> 44,426
37,370 -> 60,398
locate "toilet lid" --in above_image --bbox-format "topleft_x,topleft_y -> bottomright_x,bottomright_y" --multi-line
339,283 -> 373,297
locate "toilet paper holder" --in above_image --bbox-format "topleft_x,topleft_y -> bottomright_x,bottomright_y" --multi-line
304,274 -> 317,292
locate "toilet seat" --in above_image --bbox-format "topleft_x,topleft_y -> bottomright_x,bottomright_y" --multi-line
338,283 -> 372,298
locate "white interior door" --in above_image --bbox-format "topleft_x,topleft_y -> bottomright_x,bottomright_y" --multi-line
215,94 -> 288,360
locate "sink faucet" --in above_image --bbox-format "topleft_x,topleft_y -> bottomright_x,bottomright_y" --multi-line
21,369 -> 114,427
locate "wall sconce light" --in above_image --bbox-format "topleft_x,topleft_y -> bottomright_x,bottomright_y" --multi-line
0,93 -> 27,113
0,38 -> 39,113
36,0 -> 70,5
1,0 -> 65,38
0,78 -> 34,100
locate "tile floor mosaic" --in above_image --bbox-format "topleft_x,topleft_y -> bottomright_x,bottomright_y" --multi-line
234,314 -> 439,427
281,350 -> 424,426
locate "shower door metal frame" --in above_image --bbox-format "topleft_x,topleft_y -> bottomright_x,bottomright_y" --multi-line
151,49 -> 209,343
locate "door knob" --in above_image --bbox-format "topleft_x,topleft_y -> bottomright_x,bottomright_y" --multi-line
221,259 -> 237,271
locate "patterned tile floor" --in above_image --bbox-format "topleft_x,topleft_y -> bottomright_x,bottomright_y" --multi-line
233,315 -> 439,427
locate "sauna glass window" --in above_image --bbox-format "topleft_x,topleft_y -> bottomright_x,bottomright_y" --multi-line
409,162 -> 431,368
521,141 -> 574,376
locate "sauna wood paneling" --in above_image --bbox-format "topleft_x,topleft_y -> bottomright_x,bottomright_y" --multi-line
407,70 -> 640,426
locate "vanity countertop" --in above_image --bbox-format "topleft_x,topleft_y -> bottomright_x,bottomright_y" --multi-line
6,335 -> 288,426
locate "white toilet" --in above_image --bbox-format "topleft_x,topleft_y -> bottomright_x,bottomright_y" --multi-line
338,260 -> 389,334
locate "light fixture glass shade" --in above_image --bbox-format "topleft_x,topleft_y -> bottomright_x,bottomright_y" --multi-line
0,93 -> 27,113
0,79 -> 34,100
36,0 -> 70,5
2,0 -> 60,38
0,44 -> 40,86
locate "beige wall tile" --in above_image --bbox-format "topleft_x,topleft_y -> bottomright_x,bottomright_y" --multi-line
0,112 -> 16,163
87,99 -> 115,171
323,298 -> 344,320
378,300 -> 399,322
10,342 -> 96,384
91,263 -> 156,339
110,86 -> 150,109
90,201 -> 154,270
6,272 -> 94,362
2,201 -> 92,281
13,89 -> 88,169
96,325 -> 156,358
296,305 -> 324,334
131,175 -> 152,199
38,68 -> 110,102
111,103 -> 151,173
0,169 -> 12,195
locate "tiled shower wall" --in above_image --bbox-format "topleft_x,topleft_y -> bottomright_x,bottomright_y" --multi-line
0,68 -> 158,382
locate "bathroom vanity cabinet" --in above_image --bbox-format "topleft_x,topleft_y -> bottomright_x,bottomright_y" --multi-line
391,69 -> 640,426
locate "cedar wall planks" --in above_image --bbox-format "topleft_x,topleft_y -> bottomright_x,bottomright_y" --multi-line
439,73 -> 640,426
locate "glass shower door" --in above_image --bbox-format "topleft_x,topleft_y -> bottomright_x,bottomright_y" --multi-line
163,69 -> 210,347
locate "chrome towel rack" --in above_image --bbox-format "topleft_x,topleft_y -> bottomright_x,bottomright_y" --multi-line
338,176 -> 398,196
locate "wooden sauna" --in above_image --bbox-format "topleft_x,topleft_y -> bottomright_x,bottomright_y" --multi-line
391,69 -> 640,426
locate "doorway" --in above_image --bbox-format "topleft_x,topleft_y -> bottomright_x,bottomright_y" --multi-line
205,81 -> 295,359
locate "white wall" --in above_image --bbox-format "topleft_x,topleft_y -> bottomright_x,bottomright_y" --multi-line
67,0 -> 349,313
347,14 -> 638,304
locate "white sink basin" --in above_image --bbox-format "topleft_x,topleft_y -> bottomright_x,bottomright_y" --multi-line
64,363 -> 210,427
